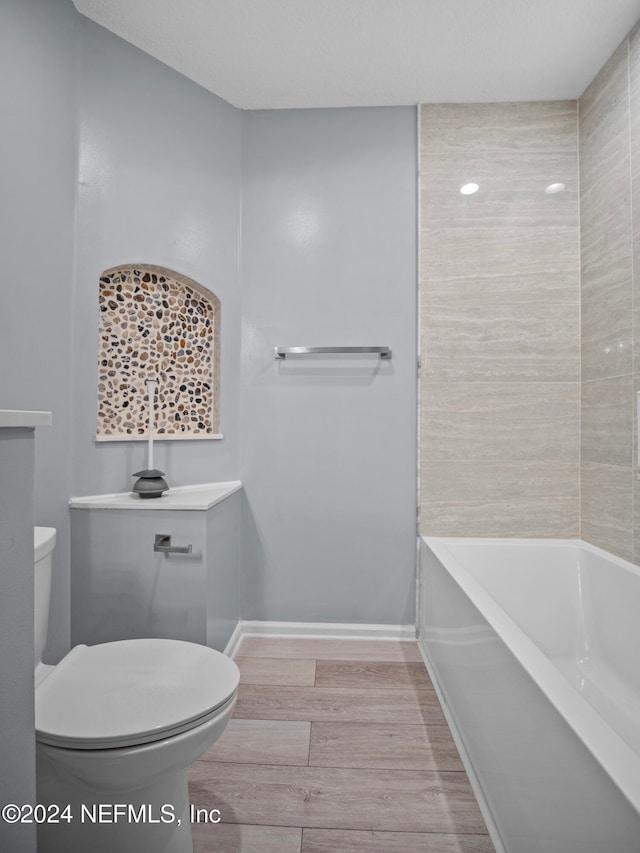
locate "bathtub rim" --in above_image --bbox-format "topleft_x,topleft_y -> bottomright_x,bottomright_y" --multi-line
421,536 -> 640,817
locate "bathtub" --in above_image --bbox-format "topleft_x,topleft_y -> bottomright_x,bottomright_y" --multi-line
419,537 -> 640,853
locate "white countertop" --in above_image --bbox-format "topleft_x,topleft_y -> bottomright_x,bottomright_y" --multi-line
69,480 -> 242,511
0,410 -> 52,428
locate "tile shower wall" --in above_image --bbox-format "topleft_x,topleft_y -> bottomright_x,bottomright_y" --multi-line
419,102 -> 581,537
579,24 -> 640,563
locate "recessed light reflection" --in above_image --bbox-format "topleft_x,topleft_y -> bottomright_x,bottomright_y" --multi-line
545,182 -> 566,194
460,182 -> 479,196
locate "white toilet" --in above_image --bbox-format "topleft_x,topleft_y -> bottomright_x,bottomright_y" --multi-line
34,527 -> 240,853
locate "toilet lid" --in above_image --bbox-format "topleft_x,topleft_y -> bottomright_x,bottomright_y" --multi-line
35,639 -> 240,749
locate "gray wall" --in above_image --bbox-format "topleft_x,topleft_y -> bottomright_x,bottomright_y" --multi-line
72,17 -> 243,499
0,5 -> 243,662
579,25 -> 640,563
1,2 -> 418,691
419,102 -> 581,538
0,0 -> 78,664
240,108 -> 418,625
206,491 -> 241,649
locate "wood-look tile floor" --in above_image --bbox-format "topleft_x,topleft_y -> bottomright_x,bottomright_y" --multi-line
188,637 -> 496,853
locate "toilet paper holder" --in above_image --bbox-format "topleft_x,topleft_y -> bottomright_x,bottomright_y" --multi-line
154,534 -> 193,555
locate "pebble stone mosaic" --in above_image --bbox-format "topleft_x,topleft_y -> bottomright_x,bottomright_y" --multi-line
96,265 -> 220,440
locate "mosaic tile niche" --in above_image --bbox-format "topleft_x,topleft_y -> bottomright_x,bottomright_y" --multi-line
96,265 -> 221,440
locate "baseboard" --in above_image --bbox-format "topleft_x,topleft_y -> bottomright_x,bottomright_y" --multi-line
237,620 -> 416,641
417,636 -> 507,853
222,620 -> 245,659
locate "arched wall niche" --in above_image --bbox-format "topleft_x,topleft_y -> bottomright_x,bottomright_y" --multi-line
96,264 -> 221,440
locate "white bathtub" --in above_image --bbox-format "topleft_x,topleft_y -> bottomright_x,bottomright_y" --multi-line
419,537 -> 640,853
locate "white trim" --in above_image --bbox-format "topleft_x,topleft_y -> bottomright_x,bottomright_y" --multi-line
0,410 -> 52,428
69,480 -> 242,511
417,636 -> 507,853
95,433 -> 223,442
237,620 -> 416,641
222,621 -> 245,659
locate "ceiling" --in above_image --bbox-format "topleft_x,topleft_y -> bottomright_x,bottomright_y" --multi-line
72,0 -> 640,110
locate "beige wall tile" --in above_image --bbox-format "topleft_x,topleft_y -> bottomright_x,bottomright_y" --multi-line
422,305 -> 579,382
581,462 -> 633,561
633,26 -> 640,566
419,99 -> 580,540
634,375 -> 640,470
578,27 -> 640,564
633,475 -> 640,565
581,276 -> 633,383
629,21 -> 640,94
420,460 -> 579,538
629,23 -> 640,163
420,226 -> 579,306
421,459 -> 579,504
420,102 -> 577,155
631,26 -> 640,381
632,203 -> 640,378
421,161 -> 578,231
580,150 -> 630,223
421,383 -> 579,462
579,55 -> 632,383
420,497 -> 579,539
579,41 -> 629,153
581,377 -> 634,467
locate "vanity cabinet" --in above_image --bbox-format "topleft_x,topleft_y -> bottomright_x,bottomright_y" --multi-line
0,410 -> 51,853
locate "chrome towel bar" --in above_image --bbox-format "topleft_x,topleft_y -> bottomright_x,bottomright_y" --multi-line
274,346 -> 392,359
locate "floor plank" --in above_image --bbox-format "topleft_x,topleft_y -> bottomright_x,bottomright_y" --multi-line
301,828 -> 495,852
199,719 -> 311,766
188,637 -> 493,853
236,656 -> 316,686
233,685 -> 447,725
237,637 -> 422,662
309,721 -> 464,771
192,822 -> 302,853
189,762 -> 488,834
315,659 -> 432,689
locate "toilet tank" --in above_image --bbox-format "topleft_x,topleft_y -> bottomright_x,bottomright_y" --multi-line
34,527 -> 56,668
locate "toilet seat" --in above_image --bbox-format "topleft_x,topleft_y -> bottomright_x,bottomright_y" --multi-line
35,638 -> 239,750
